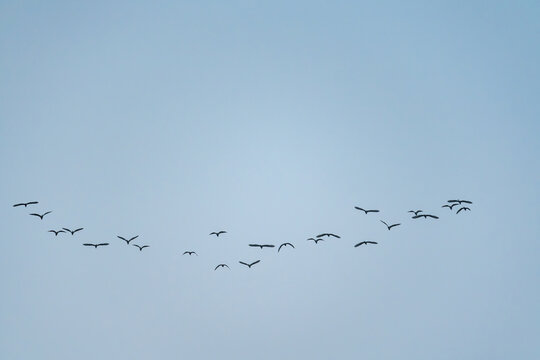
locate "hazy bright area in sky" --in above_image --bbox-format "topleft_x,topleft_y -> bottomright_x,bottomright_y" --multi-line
1,1 -> 539,359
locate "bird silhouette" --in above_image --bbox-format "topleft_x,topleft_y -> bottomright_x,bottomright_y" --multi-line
354,207 -> 380,214
354,241 -> 378,247
448,200 -> 473,204
380,220 -> 401,230
249,244 -> 275,249
408,210 -> 423,215
442,204 -> 459,210
29,211 -> 52,220
13,201 -> 38,208
316,233 -> 341,238
133,244 -> 149,251
63,227 -> 83,235
278,243 -> 295,252
183,251 -> 197,256
456,207 -> 471,214
412,214 -> 439,219
307,238 -> 324,244
83,243 -> 109,248
209,231 -> 227,237
214,264 -> 230,270
239,260 -> 261,268
117,235 -> 139,244
48,230 -> 65,236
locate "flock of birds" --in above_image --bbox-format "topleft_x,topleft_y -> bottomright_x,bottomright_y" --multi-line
12,199 -> 473,270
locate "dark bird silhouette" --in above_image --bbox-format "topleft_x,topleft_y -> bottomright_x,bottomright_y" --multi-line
48,230 -> 65,236
307,238 -> 324,244
13,201 -> 38,208
408,210 -> 423,215
412,214 -> 439,219
456,207 -> 471,214
214,264 -> 229,270
83,243 -> 109,248
316,233 -> 341,238
354,241 -> 378,247
380,220 -> 401,230
209,231 -> 227,237
133,244 -> 149,251
183,251 -> 197,256
62,227 -> 83,235
278,243 -> 295,252
448,200 -> 473,204
354,207 -> 380,214
239,260 -> 260,268
117,235 -> 139,244
442,204 -> 459,210
29,211 -> 52,220
249,244 -> 275,249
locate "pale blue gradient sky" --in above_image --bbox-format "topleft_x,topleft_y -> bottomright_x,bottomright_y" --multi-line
1,1 -> 539,359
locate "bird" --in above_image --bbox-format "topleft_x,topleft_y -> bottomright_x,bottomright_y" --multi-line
249,244 -> 275,249
354,241 -> 378,247
307,238 -> 324,244
408,210 -> 423,215
29,211 -> 52,220
183,251 -> 197,256
83,243 -> 109,248
62,227 -> 83,235
448,200 -> 473,204
456,207 -> 471,214
214,264 -> 230,270
316,233 -> 341,238
48,230 -> 65,236
133,244 -> 149,251
412,214 -> 439,219
117,235 -> 139,244
239,260 -> 261,268
209,231 -> 227,237
278,243 -> 295,252
13,201 -> 38,208
442,204 -> 458,210
380,220 -> 401,230
354,207 -> 380,214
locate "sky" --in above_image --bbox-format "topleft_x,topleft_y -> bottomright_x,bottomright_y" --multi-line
1,1 -> 539,359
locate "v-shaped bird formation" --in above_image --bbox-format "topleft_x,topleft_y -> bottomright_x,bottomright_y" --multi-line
12,198 -> 473,270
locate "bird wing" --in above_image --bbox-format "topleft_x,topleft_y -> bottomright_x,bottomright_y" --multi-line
239,261 -> 249,266
461,200 -> 473,204
412,215 -> 421,219
278,244 -> 284,252
367,241 -> 378,244
48,230 -> 55,233
209,232 -> 217,235
248,244 -> 259,247
214,265 -> 221,270
219,231 -> 227,234
354,207 -> 365,212
316,233 -> 327,238
250,260 -> 261,266
83,243 -> 94,246
27,201 -> 38,205
367,210 -> 379,213
329,234 -> 341,238
183,251 -> 189,255
117,236 -> 127,241
98,243 -> 109,246
354,242 -> 365,247
380,220 -> 389,227
456,207 -> 464,214
13,203 -> 25,207
133,245 -> 141,249
442,205 -> 450,208
43,211 -> 52,216
287,243 -> 295,248
263,244 -> 275,248
63,228 -> 72,232
129,235 -> 139,241
29,213 -> 41,217
73,228 -> 83,233
141,245 -> 149,249
427,215 -> 439,219
389,223 -> 401,229
448,200 -> 460,203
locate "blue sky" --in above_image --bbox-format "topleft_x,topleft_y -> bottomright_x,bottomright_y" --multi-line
1,1 -> 539,359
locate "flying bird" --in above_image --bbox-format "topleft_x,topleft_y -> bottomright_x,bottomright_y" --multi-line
354,207 -> 380,214
307,238 -> 324,244
183,251 -> 197,256
48,230 -> 65,236
456,207 -> 471,214
29,211 -> 52,220
209,231 -> 227,237
380,220 -> 401,230
354,241 -> 378,247
13,201 -> 38,208
448,200 -> 473,204
412,214 -> 439,219
214,264 -> 230,270
83,243 -> 109,248
117,235 -> 139,244
316,233 -> 341,238
442,204 -> 458,210
278,243 -> 295,252
408,210 -> 423,215
133,244 -> 149,251
249,244 -> 275,249
63,227 -> 83,235
239,260 -> 261,268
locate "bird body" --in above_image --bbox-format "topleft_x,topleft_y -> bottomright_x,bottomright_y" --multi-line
63,227 -> 83,235
210,231 -> 227,237
214,264 -> 230,270
307,238 -> 324,244
118,235 -> 139,244
448,200 -> 473,204
408,210 -> 423,215
442,204 -> 458,210
456,207 -> 471,214
412,214 -> 439,219
48,230 -> 65,236
316,233 -> 341,238
354,241 -> 378,247
183,251 -> 197,256
133,244 -> 149,251
354,207 -> 380,214
239,260 -> 260,268
13,201 -> 38,207
83,243 -> 109,248
29,211 -> 52,219
249,244 -> 275,249
380,220 -> 401,230
278,242 -> 295,252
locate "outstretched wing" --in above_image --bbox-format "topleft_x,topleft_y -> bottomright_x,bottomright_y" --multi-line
456,207 -> 464,214
461,200 -> 473,204
354,207 -> 365,212
250,260 -> 261,266
354,242 -> 365,247
117,236 -> 127,241
29,213 -> 41,217
249,244 -> 260,247
42,211 -> 52,216
448,200 -> 460,203
83,243 -> 94,246
380,220 -> 389,227
13,203 -> 25,207
367,241 -> 378,245
263,244 -> 275,248
366,210 -> 379,213
389,223 -> 401,229
141,245 -> 149,249
412,215 -> 422,219
427,215 -> 439,219
239,261 -> 249,267
98,243 -> 109,246
73,228 -> 84,233
329,234 -> 341,238
129,235 -> 139,241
